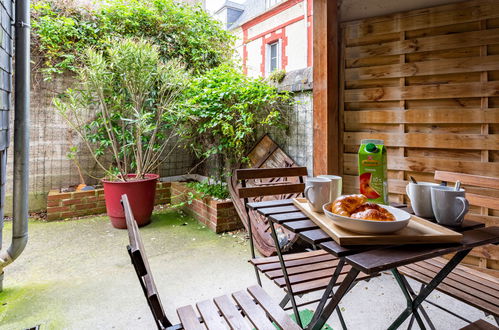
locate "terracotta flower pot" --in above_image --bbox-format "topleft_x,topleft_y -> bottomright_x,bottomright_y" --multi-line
102,174 -> 159,229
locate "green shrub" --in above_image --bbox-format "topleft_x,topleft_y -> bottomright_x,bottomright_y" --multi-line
54,38 -> 189,181
176,64 -> 293,180
32,0 -> 234,78
186,180 -> 230,200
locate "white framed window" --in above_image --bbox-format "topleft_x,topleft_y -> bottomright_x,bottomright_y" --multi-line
266,40 -> 281,75
265,0 -> 282,9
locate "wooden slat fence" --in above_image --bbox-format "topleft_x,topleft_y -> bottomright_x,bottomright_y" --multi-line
340,0 -> 499,270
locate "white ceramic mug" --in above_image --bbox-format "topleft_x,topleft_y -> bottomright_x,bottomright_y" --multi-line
430,186 -> 469,227
318,175 -> 342,203
304,178 -> 331,213
406,182 -> 439,218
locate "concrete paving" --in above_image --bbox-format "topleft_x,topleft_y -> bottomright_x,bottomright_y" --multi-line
0,209 -> 496,329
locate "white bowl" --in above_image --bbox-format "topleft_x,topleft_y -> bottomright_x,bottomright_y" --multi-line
323,203 -> 411,234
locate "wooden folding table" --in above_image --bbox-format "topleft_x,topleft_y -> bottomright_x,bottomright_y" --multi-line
248,199 -> 499,330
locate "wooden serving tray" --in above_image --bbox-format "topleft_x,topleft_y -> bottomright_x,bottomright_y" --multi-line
293,198 -> 463,246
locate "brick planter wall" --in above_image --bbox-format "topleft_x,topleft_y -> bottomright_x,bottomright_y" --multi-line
46,182 -> 171,221
171,182 -> 242,233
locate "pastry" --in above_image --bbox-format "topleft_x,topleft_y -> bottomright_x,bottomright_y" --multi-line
330,194 -> 367,216
330,195 -> 395,221
350,208 -> 395,221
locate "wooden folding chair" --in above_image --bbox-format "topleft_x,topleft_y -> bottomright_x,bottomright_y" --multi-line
122,194 -> 303,330
234,167 -> 373,328
400,171 -> 499,328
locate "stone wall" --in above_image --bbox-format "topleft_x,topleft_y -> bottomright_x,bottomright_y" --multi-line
263,67 -> 314,174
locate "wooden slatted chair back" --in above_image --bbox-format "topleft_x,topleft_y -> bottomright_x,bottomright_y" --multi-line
123,194 -> 172,330
434,171 -> 499,271
434,171 -> 499,213
235,167 -> 307,198
234,167 -> 308,275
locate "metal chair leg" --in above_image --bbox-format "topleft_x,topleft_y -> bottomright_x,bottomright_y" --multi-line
242,192 -> 262,287
336,305 -> 348,330
269,220 -> 303,328
280,293 -> 291,308
392,269 -> 428,330
407,283 -> 472,324
399,277 -> 436,330
407,314 -> 416,330
310,258 -> 346,325
308,267 -> 360,330
388,249 -> 471,330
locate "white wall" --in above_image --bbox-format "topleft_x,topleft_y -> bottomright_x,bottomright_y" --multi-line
245,38 -> 262,77
285,19 -> 307,72
247,2 -> 304,39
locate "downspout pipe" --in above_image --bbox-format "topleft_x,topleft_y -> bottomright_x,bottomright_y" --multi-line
0,0 -> 30,290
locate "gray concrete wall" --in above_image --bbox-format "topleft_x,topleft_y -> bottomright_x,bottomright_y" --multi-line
265,67 -> 314,174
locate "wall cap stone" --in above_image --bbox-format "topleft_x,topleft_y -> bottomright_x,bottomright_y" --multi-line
274,67 -> 313,92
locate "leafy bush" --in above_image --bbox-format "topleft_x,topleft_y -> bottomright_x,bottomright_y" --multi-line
32,0 -> 234,78
54,38 -> 189,181
176,64 -> 293,180
186,180 -> 230,200
32,1 -> 101,76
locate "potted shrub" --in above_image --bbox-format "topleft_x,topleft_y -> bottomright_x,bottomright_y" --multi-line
55,38 -> 188,228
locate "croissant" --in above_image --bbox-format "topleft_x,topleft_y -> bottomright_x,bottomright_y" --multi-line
350,208 -> 395,221
351,202 -> 386,214
331,194 -> 367,216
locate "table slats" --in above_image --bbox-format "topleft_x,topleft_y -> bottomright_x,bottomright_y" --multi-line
346,227 -> 499,274
246,199 -> 294,210
270,212 -> 309,223
257,205 -> 299,216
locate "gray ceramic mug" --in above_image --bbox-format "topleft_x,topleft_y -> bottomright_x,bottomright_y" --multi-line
430,186 -> 469,226
406,182 -> 439,218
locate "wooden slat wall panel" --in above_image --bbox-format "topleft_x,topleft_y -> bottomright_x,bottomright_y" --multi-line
341,0 -> 499,270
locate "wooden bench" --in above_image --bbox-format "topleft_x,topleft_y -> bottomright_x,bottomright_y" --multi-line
122,194 -> 303,330
400,171 -> 499,327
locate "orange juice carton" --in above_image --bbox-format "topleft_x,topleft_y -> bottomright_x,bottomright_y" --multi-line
358,139 -> 388,204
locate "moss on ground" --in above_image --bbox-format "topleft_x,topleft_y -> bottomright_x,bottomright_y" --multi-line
0,283 -> 66,329
0,210 -> 248,329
